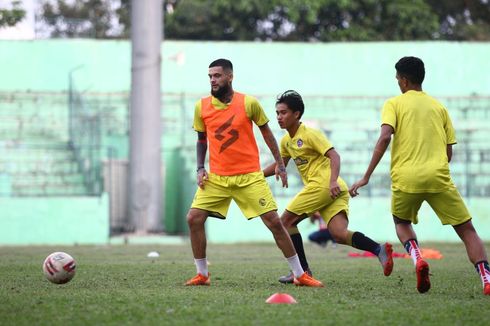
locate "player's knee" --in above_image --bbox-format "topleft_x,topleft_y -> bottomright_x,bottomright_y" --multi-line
186,213 -> 196,227
280,216 -> 294,228
186,210 -> 204,227
269,217 -> 284,232
263,217 -> 285,235
329,229 -> 347,244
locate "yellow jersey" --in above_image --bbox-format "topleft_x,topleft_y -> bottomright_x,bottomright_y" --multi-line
381,90 -> 456,193
280,123 -> 348,190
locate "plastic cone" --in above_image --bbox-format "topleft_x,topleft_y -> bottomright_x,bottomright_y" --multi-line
265,293 -> 297,304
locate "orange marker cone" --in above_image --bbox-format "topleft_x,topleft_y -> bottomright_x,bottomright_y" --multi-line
265,293 -> 297,304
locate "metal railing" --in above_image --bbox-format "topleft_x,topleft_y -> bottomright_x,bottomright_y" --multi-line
1,91 -> 490,197
68,79 -> 103,195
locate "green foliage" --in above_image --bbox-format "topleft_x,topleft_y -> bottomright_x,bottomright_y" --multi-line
114,0 -> 130,38
1,243 -> 489,325
165,0 -> 277,40
426,0 -> 490,40
35,0 -> 490,41
38,0 -> 118,38
0,0 -> 25,28
267,0 -> 439,41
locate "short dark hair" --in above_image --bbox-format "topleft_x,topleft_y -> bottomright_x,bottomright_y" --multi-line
209,58 -> 233,71
276,90 -> 304,119
395,56 -> 425,85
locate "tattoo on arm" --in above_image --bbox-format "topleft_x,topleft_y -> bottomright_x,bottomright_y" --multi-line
260,124 -> 285,169
196,132 -> 207,168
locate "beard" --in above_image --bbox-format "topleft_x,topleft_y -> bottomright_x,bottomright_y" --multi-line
211,83 -> 231,98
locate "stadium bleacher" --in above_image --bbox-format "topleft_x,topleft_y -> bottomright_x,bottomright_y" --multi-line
0,92 -> 88,196
1,91 -> 489,198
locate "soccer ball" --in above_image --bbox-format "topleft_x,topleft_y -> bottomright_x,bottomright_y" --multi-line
43,252 -> 76,284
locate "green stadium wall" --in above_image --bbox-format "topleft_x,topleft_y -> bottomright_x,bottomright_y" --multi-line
1,40 -> 489,244
0,194 -> 109,245
1,40 -> 490,96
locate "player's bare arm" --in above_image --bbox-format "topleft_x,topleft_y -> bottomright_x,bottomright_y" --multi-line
325,148 -> 341,199
196,131 -> 209,189
447,144 -> 453,162
263,157 -> 290,178
349,124 -> 394,197
262,162 -> 276,178
259,123 -> 288,188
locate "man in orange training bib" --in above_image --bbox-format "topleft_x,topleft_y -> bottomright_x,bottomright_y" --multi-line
185,58 -> 323,287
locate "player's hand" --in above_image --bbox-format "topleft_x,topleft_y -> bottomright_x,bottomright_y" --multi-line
349,177 -> 369,197
275,165 -> 288,188
197,168 -> 208,189
329,180 -> 341,199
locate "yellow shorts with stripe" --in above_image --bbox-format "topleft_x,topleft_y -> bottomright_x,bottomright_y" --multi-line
286,186 -> 349,225
392,186 -> 471,226
191,171 -> 277,219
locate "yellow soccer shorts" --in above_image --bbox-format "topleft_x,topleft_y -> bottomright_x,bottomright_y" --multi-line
391,186 -> 471,225
286,185 -> 349,224
191,171 -> 277,219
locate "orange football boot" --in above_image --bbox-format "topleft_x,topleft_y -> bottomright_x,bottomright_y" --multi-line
415,260 -> 431,293
293,272 -> 324,287
378,242 -> 394,276
483,283 -> 490,296
185,273 -> 210,286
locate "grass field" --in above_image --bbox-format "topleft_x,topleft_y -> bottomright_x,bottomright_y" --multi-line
1,242 -> 489,325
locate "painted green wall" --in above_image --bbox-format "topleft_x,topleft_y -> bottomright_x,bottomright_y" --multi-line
1,40 -> 489,96
0,194 -> 109,245
1,40 -> 489,244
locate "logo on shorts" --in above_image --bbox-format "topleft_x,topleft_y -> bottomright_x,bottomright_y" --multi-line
259,198 -> 266,206
297,139 -> 303,147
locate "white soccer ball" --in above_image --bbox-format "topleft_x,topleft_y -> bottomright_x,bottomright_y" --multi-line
43,252 -> 76,284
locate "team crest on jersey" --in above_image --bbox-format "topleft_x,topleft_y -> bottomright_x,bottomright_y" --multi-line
297,139 -> 303,147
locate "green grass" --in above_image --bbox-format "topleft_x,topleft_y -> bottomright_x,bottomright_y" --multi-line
1,242 -> 488,325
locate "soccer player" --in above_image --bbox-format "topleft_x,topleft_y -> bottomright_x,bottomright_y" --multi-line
185,59 -> 323,287
349,56 -> 490,295
308,212 -> 337,248
263,90 -> 394,284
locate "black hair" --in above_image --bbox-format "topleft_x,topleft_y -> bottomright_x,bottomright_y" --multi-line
395,56 -> 425,85
209,58 -> 233,71
276,90 -> 304,119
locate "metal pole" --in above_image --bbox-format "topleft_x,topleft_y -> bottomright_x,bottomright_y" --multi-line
129,0 -> 163,233
68,64 -> 84,149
